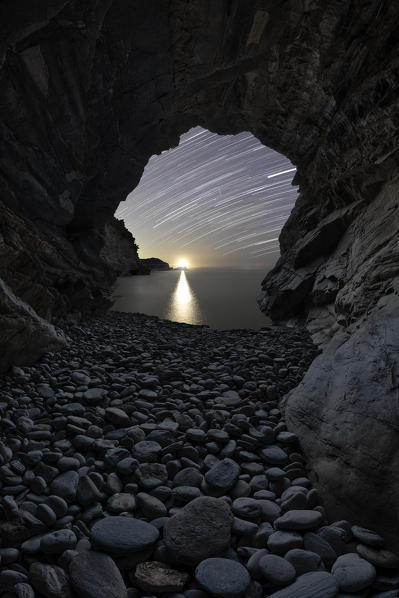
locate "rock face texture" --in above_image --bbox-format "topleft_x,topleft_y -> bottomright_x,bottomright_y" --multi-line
1,0 -> 399,546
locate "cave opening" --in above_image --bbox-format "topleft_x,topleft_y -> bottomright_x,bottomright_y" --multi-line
111,126 -> 298,330
115,126 -> 297,271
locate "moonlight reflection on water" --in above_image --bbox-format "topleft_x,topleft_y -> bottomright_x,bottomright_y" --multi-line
167,271 -> 203,325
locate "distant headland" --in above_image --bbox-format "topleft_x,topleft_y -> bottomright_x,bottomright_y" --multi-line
140,257 -> 173,272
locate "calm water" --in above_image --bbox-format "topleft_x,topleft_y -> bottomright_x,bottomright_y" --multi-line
111,269 -> 270,330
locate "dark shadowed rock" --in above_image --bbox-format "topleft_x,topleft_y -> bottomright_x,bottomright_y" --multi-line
134,561 -> 189,593
29,563 -> 72,598
332,553 -> 376,592
205,459 -> 240,493
164,497 -> 233,564
91,516 -> 159,555
69,551 -> 127,598
195,558 -> 251,598
267,571 -> 338,598
275,510 -> 323,531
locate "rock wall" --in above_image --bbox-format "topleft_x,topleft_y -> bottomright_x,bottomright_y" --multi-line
1,0 -> 399,544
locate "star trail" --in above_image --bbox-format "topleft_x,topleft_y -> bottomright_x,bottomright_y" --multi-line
116,127 -> 297,269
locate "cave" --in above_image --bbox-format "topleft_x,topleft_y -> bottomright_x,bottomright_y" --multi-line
1,0 -> 399,585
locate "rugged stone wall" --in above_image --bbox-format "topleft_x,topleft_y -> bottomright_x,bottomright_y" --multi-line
1,0 -> 399,544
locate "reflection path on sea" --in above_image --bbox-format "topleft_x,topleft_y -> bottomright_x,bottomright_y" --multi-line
167,271 -> 204,325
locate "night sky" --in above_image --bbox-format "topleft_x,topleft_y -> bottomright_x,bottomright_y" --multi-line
116,127 -> 297,269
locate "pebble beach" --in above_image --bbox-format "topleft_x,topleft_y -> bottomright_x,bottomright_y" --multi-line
0,312 -> 397,598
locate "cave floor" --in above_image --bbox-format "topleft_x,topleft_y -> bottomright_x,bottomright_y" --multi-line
0,312 -> 396,596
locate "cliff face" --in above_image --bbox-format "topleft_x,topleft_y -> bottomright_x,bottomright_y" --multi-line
1,0 -> 399,545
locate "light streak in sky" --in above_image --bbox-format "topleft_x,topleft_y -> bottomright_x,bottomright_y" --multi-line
115,127 -> 298,268
267,168 -> 297,178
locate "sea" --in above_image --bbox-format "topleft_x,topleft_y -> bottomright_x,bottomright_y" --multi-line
111,269 -> 270,330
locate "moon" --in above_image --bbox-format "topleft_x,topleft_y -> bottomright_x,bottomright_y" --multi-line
177,258 -> 189,268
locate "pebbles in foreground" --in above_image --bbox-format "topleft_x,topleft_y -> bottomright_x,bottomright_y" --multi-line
0,312 -> 397,598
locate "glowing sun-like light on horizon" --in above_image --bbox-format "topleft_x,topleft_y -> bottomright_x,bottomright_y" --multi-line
176,258 -> 189,269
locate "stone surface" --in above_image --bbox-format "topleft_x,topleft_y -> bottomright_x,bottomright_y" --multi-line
205,459 -> 240,492
332,553 -> 376,592
0,279 -> 66,372
267,571 -> 338,598
275,510 -> 323,531
29,563 -> 72,598
164,497 -> 233,564
69,551 -> 127,598
285,549 -> 324,576
195,558 -> 251,598
258,554 -> 296,586
134,561 -> 189,593
91,516 -> 159,554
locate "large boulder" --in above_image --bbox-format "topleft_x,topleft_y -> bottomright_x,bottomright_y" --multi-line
0,278 -> 66,372
284,294 -> 399,548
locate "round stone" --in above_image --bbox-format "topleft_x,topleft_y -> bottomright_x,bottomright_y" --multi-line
91,516 -> 159,554
232,498 -> 262,520
106,493 -> 136,513
164,497 -> 233,564
274,510 -> 323,531
356,545 -> 399,569
136,492 -> 167,519
258,554 -> 296,586
205,459 -> 240,492
332,553 -> 376,592
304,532 -> 337,568
70,550 -> 127,598
351,525 -> 384,547
134,561 -> 189,593
40,530 -> 77,554
260,446 -> 288,466
285,549 -> 324,576
173,467 -> 203,488
267,531 -> 304,555
83,388 -> 106,404
105,407 -> 130,427
50,471 -> 79,502
195,558 -> 251,598
133,441 -> 161,462
265,571 -> 338,598
29,563 -> 71,598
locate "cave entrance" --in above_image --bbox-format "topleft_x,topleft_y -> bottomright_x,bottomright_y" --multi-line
116,127 -> 297,270
112,127 -> 297,329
